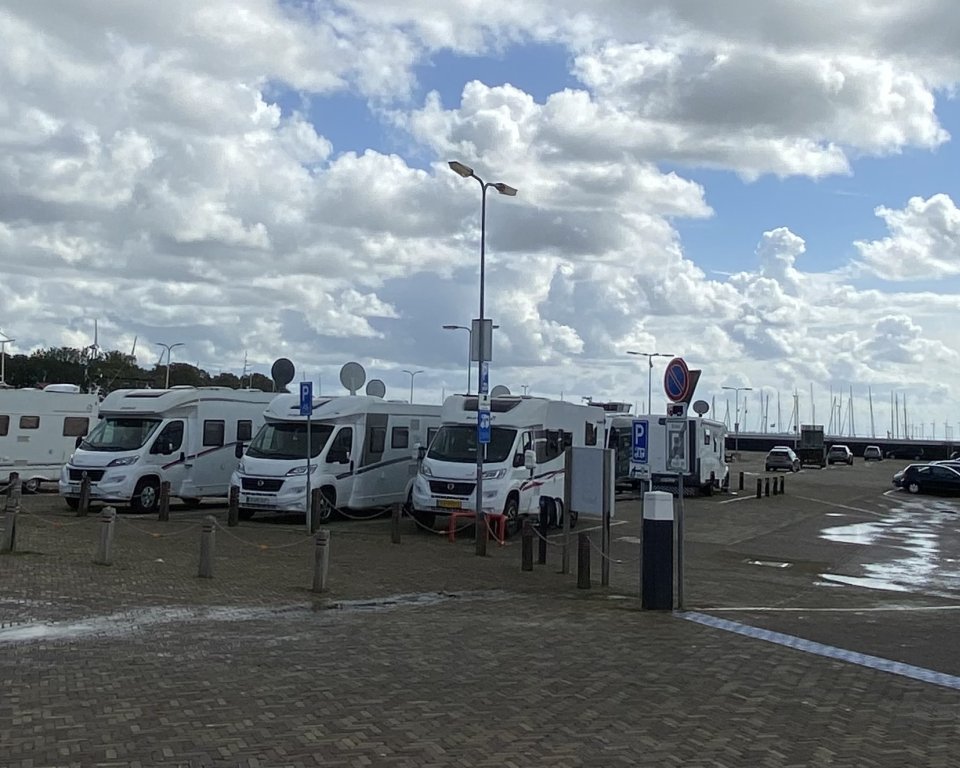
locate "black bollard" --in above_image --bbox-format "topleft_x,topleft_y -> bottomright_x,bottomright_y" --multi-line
521,519 -> 533,571
641,491 -> 674,610
738,471 -> 744,491
756,478 -> 762,499
227,485 -> 239,527
537,500 -> 548,565
764,477 -> 770,497
577,533 -> 591,589
391,502 -> 401,544
158,480 -> 171,521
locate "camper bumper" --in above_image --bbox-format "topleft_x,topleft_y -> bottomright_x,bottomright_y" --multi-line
411,472 -> 500,515
231,471 -> 310,514
58,464 -> 138,502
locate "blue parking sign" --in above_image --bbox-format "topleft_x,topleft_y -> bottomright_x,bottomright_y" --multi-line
632,419 -> 648,462
299,381 -> 313,416
478,410 -> 491,444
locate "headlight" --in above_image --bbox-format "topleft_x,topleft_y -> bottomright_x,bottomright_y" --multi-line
420,463 -> 433,477
237,460 -> 246,474
286,464 -> 317,476
107,456 -> 139,467
482,468 -> 506,480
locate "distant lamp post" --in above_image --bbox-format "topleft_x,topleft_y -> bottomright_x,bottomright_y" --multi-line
626,351 -> 673,414
442,323 -> 501,395
402,369 -> 424,403
448,159 -> 517,558
156,342 -> 185,389
722,385 -> 753,452
0,334 -> 15,386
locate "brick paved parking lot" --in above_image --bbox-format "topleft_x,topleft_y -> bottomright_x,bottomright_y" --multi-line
2,457 -> 960,767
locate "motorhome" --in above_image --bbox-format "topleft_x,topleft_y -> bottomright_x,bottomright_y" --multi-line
411,395 -> 607,532
629,414 -> 728,494
232,395 -> 441,521
587,401 -> 636,490
0,384 -> 100,492
59,386 -> 275,512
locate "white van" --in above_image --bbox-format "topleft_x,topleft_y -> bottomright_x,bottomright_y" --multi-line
59,386 -> 275,512
0,384 -> 100,492
629,414 -> 728,494
232,395 -> 441,522
411,395 -> 607,532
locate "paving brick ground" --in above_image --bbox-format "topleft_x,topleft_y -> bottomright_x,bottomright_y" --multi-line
2,459 -> 960,767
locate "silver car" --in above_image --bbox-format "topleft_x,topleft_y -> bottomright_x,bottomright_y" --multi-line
765,447 -> 800,472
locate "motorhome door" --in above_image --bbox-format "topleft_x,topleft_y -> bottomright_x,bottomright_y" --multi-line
150,419 -> 187,491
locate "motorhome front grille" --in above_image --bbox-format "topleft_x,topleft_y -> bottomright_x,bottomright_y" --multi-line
241,477 -> 284,492
68,469 -> 105,481
429,480 -> 475,496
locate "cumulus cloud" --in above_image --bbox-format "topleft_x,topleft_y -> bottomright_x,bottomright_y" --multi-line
855,194 -> 960,280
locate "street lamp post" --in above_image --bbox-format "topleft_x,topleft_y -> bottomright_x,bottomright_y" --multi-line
449,160 -> 517,557
156,342 -> 185,389
627,351 -> 673,414
442,323 -> 502,395
402,369 -> 424,403
0,334 -> 15,386
722,385 -> 753,452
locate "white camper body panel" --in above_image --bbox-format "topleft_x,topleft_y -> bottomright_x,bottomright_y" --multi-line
411,395 -> 607,526
58,387 -> 275,511
232,395 -> 441,517
0,385 -> 99,489
628,415 -> 728,492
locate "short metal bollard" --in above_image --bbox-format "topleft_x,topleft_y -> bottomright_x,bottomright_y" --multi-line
537,502 -> 548,565
227,485 -> 240,527
577,533 -> 591,589
94,507 -> 117,566
772,476 -> 779,495
5,473 -> 21,514
78,473 -> 92,517
391,502 -> 401,544
198,515 -> 216,579
764,477 -> 770,497
521,519 -> 533,571
738,471 -> 744,491
0,509 -> 17,553
310,488 -> 323,535
312,528 -> 331,593
756,478 -> 762,499
158,480 -> 171,521
780,476 -> 786,494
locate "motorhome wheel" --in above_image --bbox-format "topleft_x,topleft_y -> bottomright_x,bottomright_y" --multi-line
23,478 -> 41,494
318,487 -> 336,522
131,477 -> 160,514
502,496 -> 519,538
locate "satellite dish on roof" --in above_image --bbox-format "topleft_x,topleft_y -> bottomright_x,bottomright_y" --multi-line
693,399 -> 710,416
271,358 -> 295,390
339,362 -> 366,395
365,379 -> 386,398
491,385 -> 511,397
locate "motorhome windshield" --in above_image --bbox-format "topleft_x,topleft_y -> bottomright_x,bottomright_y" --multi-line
81,417 -> 162,452
427,425 -> 517,464
246,422 -> 334,460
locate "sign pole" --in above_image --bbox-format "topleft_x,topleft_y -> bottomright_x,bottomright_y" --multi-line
601,448 -> 611,587
676,472 -> 685,610
300,381 -> 314,534
562,441 -> 572,575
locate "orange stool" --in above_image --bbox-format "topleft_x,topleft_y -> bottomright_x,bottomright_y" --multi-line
448,511 -> 507,545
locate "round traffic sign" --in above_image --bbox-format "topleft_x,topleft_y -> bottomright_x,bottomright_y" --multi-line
663,357 -> 691,403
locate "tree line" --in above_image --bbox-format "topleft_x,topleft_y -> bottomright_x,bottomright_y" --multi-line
0,346 -> 280,394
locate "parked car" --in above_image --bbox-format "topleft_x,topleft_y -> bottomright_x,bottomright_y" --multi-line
892,464 -> 924,488
765,447 -> 800,472
897,464 -> 960,495
863,445 -> 883,462
827,445 -> 854,465
885,446 -> 925,461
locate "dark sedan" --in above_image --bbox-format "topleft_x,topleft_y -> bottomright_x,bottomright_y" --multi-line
897,464 -> 960,496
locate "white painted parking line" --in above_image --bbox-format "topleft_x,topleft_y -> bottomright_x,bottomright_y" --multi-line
718,494 -> 756,505
703,604 -> 960,613
548,520 -> 628,539
792,495 -> 886,518
679,611 -> 960,691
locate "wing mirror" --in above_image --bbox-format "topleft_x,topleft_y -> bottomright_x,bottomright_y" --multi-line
235,442 -> 245,459
524,449 -> 536,471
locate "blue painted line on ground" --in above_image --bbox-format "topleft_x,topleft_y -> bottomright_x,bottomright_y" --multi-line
679,610 -> 960,692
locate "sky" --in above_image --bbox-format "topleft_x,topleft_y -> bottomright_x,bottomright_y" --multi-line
2,0 -> 960,439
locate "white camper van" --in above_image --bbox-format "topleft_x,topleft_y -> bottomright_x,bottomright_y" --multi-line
59,386 -> 275,512
0,384 -> 100,492
411,395 -> 607,531
232,395 -> 441,521
629,415 -> 728,494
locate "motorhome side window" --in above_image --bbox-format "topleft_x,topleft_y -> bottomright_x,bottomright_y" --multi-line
585,422 -> 598,446
537,431 -> 563,463
152,421 -> 184,454
20,415 -> 39,430
326,428 -> 352,463
391,427 -> 409,449
237,420 -> 253,442
370,427 -> 386,454
203,420 -> 225,447
62,417 -> 90,437
0,415 -> 8,436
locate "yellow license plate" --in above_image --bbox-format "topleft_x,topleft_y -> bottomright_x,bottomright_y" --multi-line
438,499 -> 462,509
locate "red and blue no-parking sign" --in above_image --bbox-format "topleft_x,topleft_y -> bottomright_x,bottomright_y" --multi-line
663,357 -> 692,403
